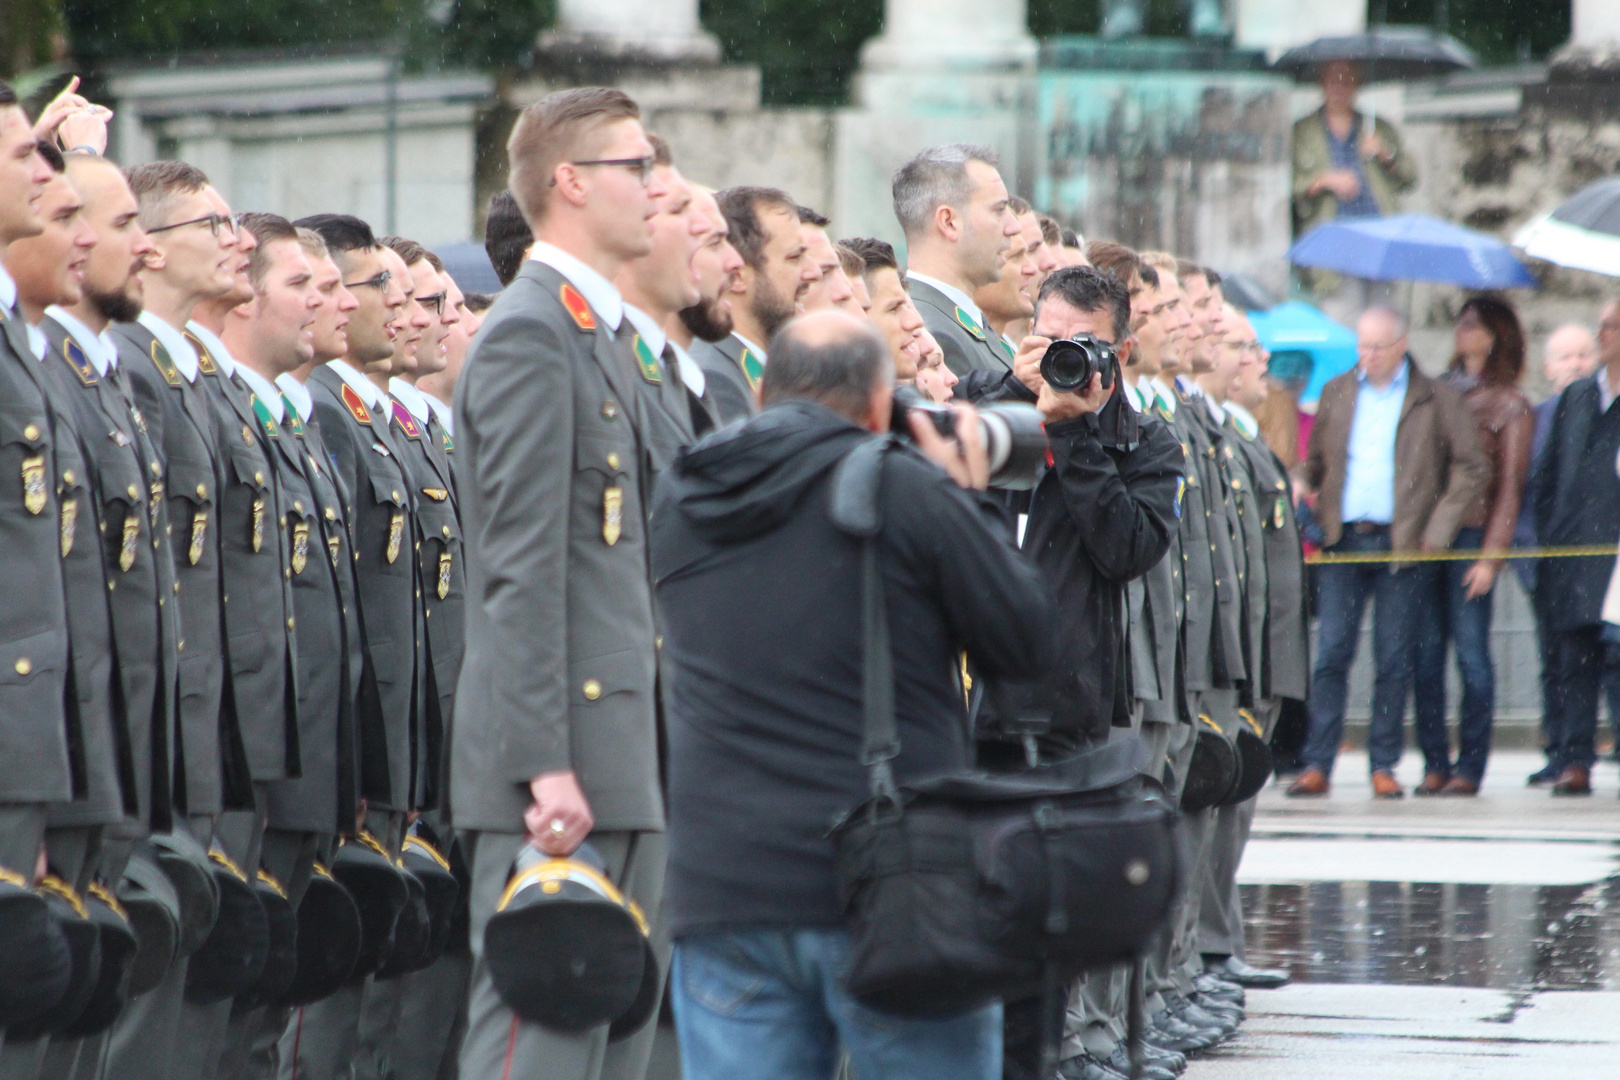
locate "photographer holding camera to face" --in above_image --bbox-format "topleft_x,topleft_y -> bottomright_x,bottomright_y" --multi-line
986,267 -> 1187,1080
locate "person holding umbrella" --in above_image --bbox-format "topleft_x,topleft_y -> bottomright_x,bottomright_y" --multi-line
1292,60 -> 1417,322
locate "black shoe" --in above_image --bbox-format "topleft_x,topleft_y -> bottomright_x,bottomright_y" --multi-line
1167,992 -> 1237,1036
1526,762 -> 1560,786
1101,1044 -> 1179,1080
1147,1009 -> 1223,1053
1206,955 -> 1289,989
1193,970 -> 1245,1006
1189,991 -> 1244,1024
1057,1051 -> 1128,1080
1135,1041 -> 1187,1073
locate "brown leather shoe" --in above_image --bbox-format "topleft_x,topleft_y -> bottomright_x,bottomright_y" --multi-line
1551,766 -> 1592,796
1370,770 -> 1404,799
1413,771 -> 1447,796
1285,768 -> 1330,797
1439,777 -> 1479,796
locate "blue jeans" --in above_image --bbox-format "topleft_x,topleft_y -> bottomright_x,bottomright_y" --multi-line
1412,528 -> 1496,783
1304,528 -> 1422,776
672,927 -> 1003,1080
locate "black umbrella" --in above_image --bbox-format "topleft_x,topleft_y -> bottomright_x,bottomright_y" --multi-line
1512,177 -> 1620,277
1273,26 -> 1476,83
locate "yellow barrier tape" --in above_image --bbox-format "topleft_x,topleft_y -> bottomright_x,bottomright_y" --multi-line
1305,545 -> 1620,565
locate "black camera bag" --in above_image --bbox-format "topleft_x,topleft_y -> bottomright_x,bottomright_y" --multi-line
825,437 -> 1181,1018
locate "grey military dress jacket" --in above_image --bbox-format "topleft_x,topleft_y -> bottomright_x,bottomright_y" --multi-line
687,333 -> 759,427
452,260 -> 662,835
387,392 -> 462,812
308,364 -> 427,812
0,312 -> 74,815
113,319 -> 250,815
268,385 -> 364,835
189,334 -> 301,785
907,277 -> 1015,402
41,319 -> 182,831
1124,401 -> 1184,720
1224,413 -> 1309,703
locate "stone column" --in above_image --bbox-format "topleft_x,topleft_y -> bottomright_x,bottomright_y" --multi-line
860,0 -> 1036,72
1572,0 -> 1620,47
542,0 -> 720,63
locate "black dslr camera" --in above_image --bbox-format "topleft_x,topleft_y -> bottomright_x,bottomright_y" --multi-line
1040,334 -> 1117,394
890,386 -> 1048,491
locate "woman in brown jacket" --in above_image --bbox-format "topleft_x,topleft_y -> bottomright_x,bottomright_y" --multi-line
1413,297 -> 1535,794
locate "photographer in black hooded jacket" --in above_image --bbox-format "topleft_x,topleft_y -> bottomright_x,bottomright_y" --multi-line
986,266 -> 1186,1080
649,310 -> 1054,1080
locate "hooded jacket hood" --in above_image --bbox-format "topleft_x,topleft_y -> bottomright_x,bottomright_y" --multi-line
669,401 -> 870,543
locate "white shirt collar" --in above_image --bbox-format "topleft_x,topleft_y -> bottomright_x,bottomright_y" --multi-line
733,331 -> 767,362
670,341 -> 705,398
1600,367 -> 1617,413
621,304 -> 667,359
234,364 -> 285,422
327,359 -> 386,410
423,393 -> 454,435
138,311 -> 200,382
389,378 -> 431,422
905,270 -> 985,331
0,263 -> 17,316
526,241 -> 623,333
1204,395 -> 1227,425
25,322 -> 47,362
46,308 -> 117,374
1151,376 -> 1178,414
185,321 -> 236,378
1224,400 -> 1259,438
276,373 -> 313,421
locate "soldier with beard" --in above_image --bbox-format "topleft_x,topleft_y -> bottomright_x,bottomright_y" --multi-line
668,185 -> 743,436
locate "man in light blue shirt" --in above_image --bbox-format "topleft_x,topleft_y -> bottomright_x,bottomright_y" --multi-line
1290,307 -> 1488,800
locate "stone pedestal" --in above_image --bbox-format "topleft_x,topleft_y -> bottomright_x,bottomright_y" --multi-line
1232,0 -> 1366,58
538,0 -> 720,65
859,0 -> 1036,73
1033,39 -> 1293,290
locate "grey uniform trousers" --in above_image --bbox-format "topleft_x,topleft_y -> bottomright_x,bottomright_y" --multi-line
1197,697 -> 1282,961
458,829 -> 667,1080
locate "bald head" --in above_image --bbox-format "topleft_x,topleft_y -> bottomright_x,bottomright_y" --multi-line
1544,323 -> 1599,392
762,310 -> 893,422
1357,305 -> 1409,386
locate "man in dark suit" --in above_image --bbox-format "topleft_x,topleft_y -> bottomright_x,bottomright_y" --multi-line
697,185 -> 813,424
1530,299 -> 1620,796
452,86 -> 671,1080
891,143 -> 1024,402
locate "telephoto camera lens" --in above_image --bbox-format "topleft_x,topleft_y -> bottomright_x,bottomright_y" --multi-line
890,387 -> 1048,490
1039,335 -> 1116,393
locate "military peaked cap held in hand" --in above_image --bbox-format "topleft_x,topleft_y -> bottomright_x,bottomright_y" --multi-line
234,870 -> 299,1011
485,842 -> 651,1033
330,832 -> 409,981
0,870 -> 72,1029
1180,716 -> 1241,813
9,876 -> 101,1040
374,863 -> 432,980
114,848 -> 182,995
183,848 -> 270,1004
59,883 -> 140,1039
145,830 -> 221,958
276,863 -> 362,1006
399,832 -> 461,969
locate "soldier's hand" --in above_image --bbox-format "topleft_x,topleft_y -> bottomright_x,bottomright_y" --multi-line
526,771 -> 594,856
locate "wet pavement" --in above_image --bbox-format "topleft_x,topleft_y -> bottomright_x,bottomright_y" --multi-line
1188,749 -> 1620,1077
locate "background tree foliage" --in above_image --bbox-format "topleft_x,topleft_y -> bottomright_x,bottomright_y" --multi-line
0,0 -> 1587,98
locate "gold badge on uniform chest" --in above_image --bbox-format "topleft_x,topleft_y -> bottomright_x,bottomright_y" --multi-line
291,520 -> 310,575
149,481 -> 163,526
1273,498 -> 1286,529
437,551 -> 452,599
251,497 -> 266,552
386,509 -> 404,564
327,532 -> 341,567
121,511 -> 140,571
60,497 -> 77,557
189,509 -> 208,565
602,486 -> 623,546
22,455 -> 47,514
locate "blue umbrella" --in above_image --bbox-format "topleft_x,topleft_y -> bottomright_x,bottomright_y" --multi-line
1247,302 -> 1358,406
1289,213 -> 1536,289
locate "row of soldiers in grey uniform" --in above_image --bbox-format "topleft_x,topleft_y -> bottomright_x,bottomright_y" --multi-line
0,99 -> 479,1080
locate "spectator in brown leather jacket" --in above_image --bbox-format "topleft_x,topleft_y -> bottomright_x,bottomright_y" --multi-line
1413,297 -> 1534,795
